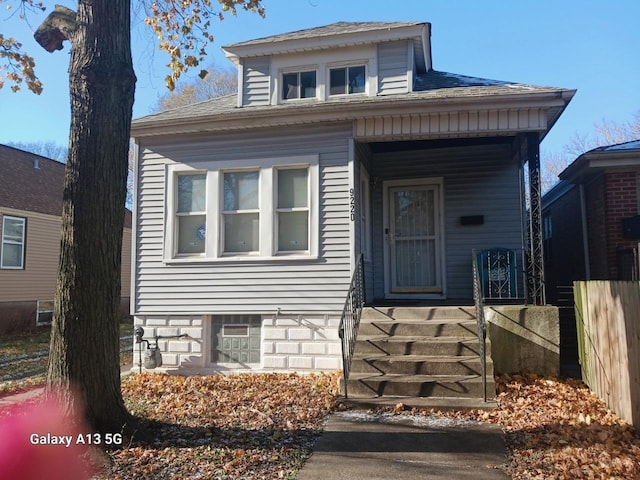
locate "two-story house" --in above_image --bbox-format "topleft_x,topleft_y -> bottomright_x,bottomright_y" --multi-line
130,22 -> 574,401
0,144 -> 132,334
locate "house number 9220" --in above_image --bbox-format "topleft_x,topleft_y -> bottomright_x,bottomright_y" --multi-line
349,188 -> 356,221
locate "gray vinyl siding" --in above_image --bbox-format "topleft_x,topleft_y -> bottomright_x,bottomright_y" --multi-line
354,142 -> 375,303
369,144 -> 524,300
134,123 -> 353,315
242,57 -> 271,106
377,40 -> 409,95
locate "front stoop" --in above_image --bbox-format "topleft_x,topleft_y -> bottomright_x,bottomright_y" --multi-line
341,307 -> 497,410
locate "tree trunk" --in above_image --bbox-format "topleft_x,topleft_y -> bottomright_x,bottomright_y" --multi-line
45,0 -> 136,435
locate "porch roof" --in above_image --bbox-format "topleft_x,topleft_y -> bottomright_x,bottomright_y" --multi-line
131,70 -> 574,139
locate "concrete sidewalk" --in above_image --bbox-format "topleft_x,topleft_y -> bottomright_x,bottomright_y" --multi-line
296,411 -> 509,480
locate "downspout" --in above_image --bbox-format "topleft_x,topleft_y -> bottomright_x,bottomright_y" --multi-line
579,183 -> 591,280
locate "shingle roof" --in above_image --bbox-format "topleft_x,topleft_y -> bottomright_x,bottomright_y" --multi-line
0,145 -> 132,226
0,145 -> 65,217
132,70 -> 564,129
591,139 -> 640,152
224,21 -> 425,48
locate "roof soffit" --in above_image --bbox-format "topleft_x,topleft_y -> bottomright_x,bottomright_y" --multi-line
132,88 -> 574,139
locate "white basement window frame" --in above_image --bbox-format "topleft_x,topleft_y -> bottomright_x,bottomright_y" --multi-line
1,215 -> 26,269
164,155 -> 319,263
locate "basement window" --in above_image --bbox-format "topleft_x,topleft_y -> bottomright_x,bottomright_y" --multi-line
211,315 -> 261,365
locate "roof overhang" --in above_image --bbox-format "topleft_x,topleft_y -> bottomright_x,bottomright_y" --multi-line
131,88 -> 575,143
559,143 -> 640,183
222,22 -> 431,72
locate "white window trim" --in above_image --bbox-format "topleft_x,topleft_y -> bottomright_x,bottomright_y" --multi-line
278,65 -> 319,103
220,168 -> 261,256
1,215 -> 26,270
165,165 -> 209,260
164,155 -> 319,264
274,165 -> 312,255
326,61 -> 369,98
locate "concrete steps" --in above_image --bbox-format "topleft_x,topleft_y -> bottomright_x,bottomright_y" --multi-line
343,307 -> 496,406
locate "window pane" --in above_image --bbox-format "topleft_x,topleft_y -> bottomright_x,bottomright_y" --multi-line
3,218 -> 24,242
224,213 -> 259,252
278,211 -> 308,251
300,71 -> 316,98
330,68 -> 347,95
1,243 -> 23,268
177,214 -> 206,254
278,168 -> 308,208
349,66 -> 366,93
224,171 -> 259,211
177,174 -> 206,213
282,72 -> 298,100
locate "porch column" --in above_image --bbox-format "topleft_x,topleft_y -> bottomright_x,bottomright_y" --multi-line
527,132 -> 545,305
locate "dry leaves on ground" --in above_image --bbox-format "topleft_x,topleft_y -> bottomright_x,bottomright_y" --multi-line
3,371 -> 639,479
493,374 -> 640,479
399,374 -> 640,479
98,372 -> 340,479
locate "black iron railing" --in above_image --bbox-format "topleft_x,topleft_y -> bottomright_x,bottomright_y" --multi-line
471,249 -> 488,402
338,253 -> 365,399
476,248 -> 527,302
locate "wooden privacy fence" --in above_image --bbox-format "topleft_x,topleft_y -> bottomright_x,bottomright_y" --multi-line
574,281 -> 640,427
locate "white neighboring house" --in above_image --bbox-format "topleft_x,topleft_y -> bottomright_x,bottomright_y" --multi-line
130,21 -> 575,374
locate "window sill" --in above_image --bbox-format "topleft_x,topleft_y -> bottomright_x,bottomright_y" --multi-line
164,254 -> 318,265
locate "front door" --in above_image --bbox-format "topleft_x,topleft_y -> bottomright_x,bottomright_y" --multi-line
384,179 -> 443,296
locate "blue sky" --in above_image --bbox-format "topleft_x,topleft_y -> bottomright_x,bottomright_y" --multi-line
1,0 -> 638,158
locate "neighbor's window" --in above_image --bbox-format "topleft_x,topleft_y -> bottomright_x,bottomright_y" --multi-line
282,70 -> 316,100
329,65 -> 366,95
176,174 -> 206,255
1,215 -> 26,269
276,168 -> 309,252
223,171 -> 260,253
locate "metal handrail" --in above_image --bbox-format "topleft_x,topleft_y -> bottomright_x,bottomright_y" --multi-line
338,253 -> 365,399
471,249 -> 488,402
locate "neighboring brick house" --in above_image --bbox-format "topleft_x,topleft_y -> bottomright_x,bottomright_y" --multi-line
0,144 -> 133,333
543,140 -> 640,296
542,140 -> 640,376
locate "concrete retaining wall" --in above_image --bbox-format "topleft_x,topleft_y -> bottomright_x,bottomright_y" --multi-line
486,305 -> 560,377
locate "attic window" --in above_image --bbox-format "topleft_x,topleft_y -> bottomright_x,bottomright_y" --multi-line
282,70 -> 316,100
329,65 -> 366,95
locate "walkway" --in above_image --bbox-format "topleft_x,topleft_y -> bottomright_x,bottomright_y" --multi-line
296,410 -> 509,480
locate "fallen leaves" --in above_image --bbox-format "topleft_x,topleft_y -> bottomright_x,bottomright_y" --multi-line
4,371 -> 638,478
405,374 -> 640,479
492,374 -> 640,479
96,372 -> 340,479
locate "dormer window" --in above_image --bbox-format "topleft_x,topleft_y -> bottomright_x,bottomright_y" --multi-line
329,65 -> 366,96
282,70 -> 316,100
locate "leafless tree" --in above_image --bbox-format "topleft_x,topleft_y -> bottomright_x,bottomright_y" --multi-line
153,63 -> 237,112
